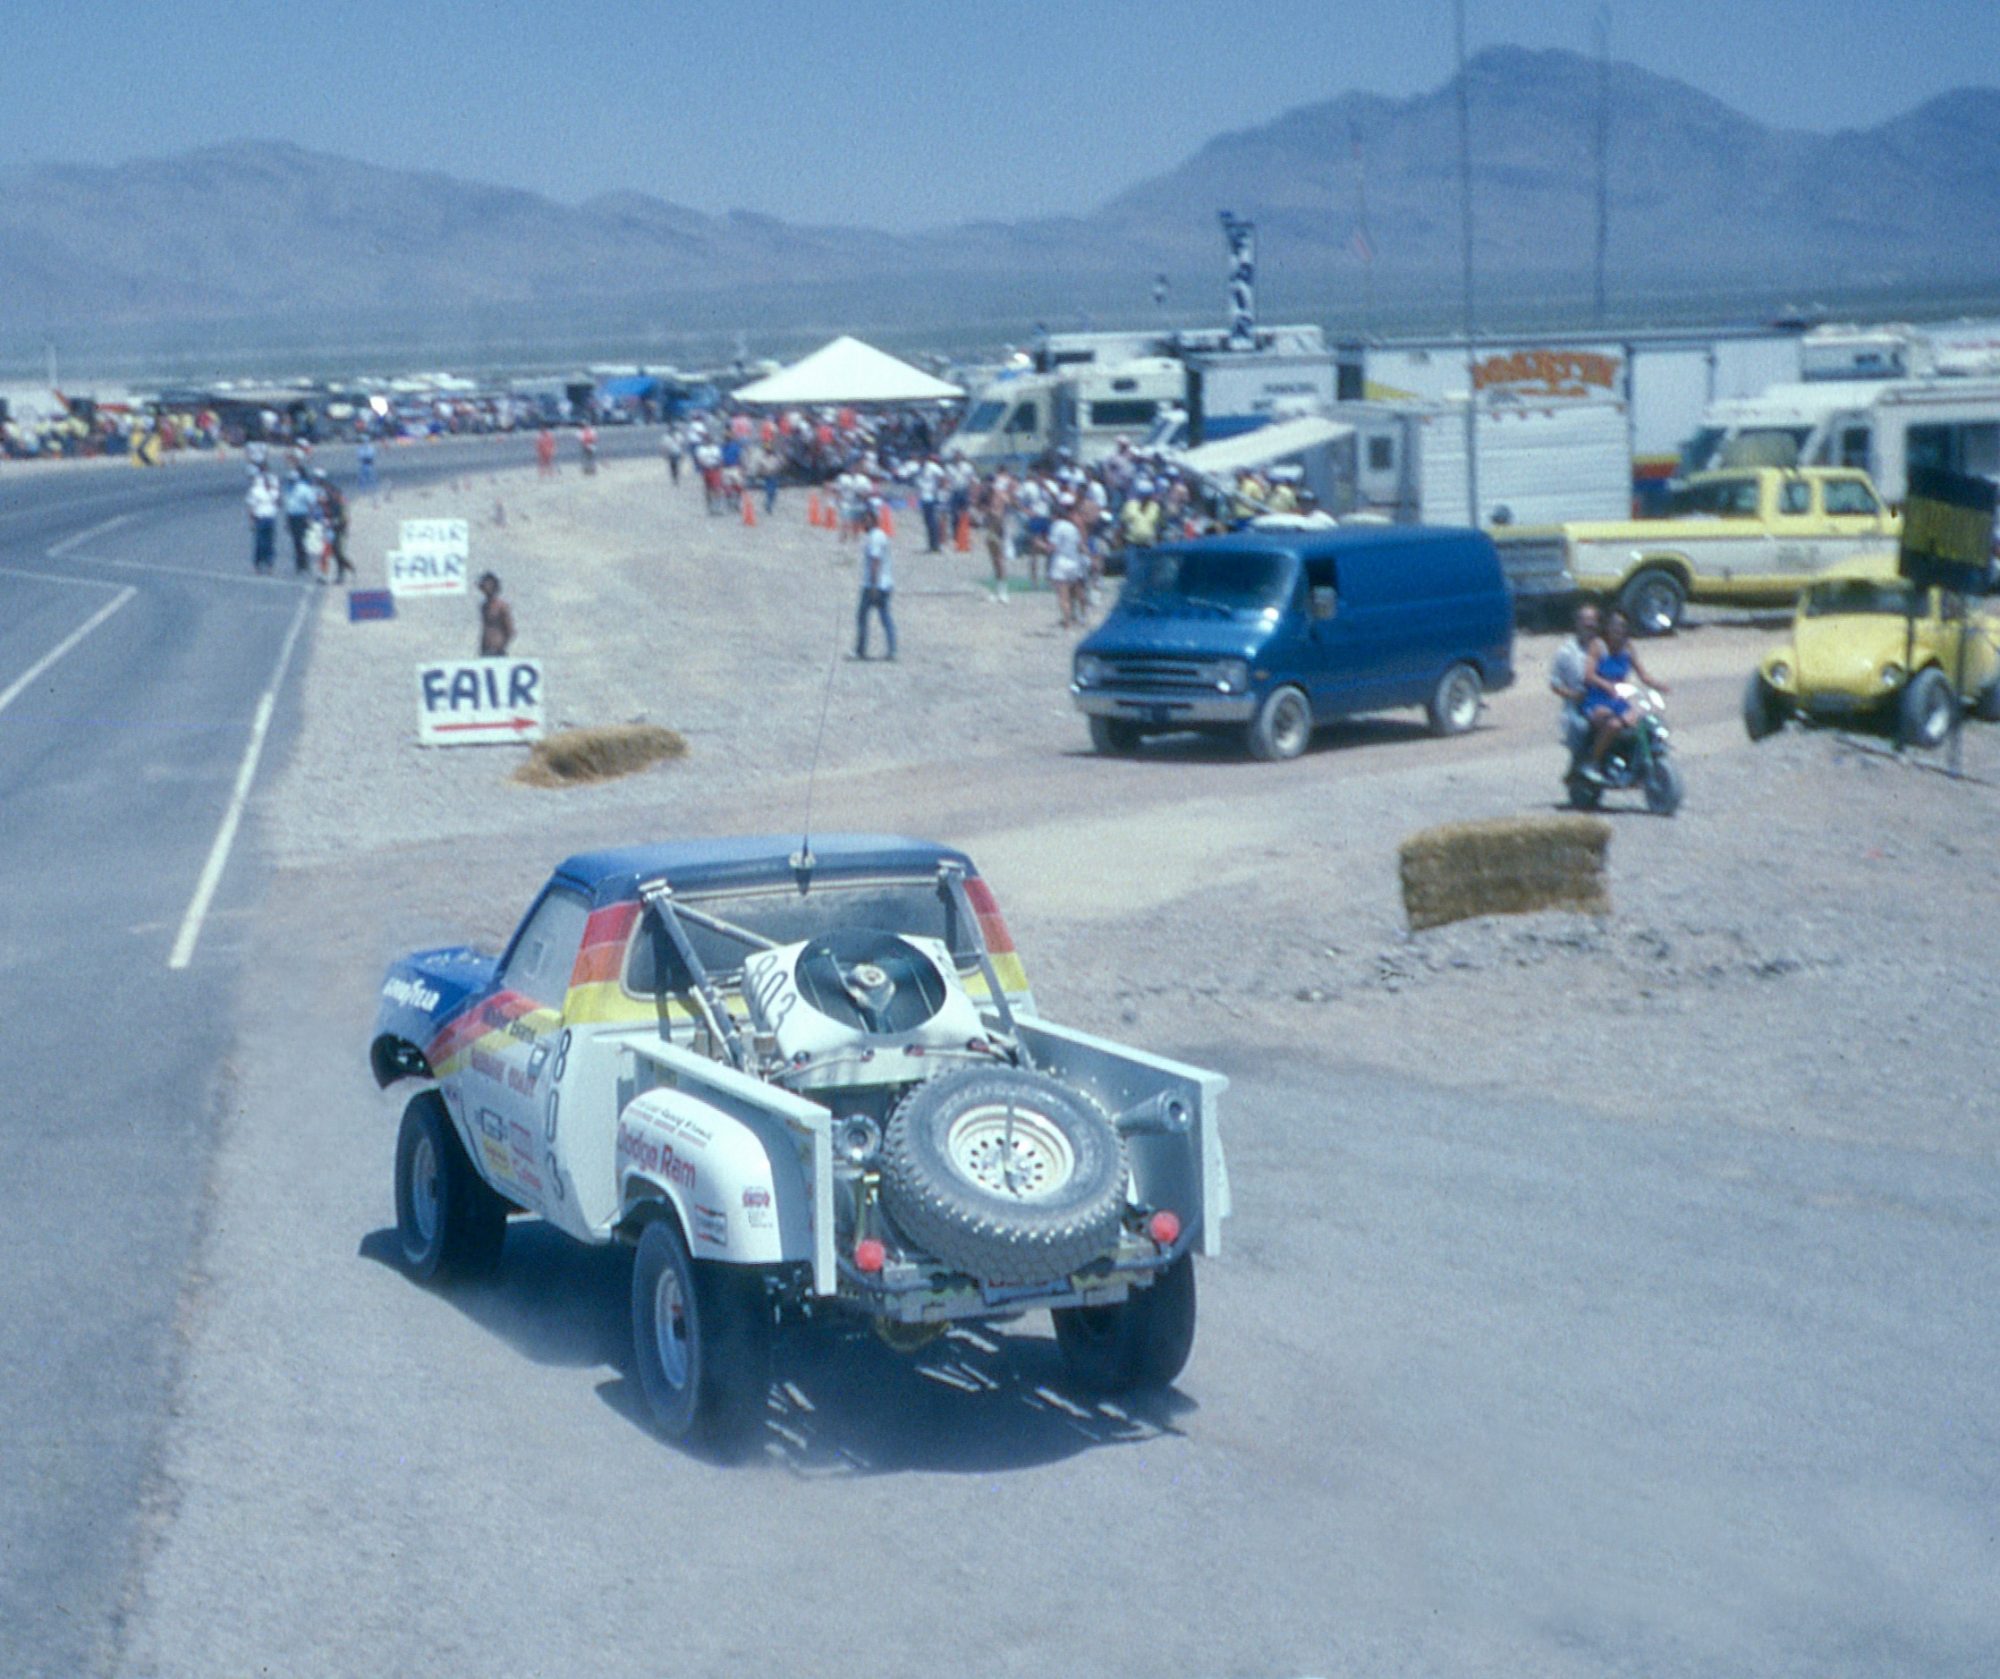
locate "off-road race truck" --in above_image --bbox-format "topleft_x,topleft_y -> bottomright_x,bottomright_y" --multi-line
369,834 -> 1229,1455
1493,465 -> 1899,633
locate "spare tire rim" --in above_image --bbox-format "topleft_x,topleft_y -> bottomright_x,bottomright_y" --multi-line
945,1104 -> 1078,1201
410,1134 -> 440,1247
1634,579 -> 1678,633
652,1262 -> 691,1391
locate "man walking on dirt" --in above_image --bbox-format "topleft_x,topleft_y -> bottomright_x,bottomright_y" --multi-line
855,507 -> 897,661
477,572 -> 515,656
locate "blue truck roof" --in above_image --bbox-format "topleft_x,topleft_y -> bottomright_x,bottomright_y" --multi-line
552,833 -> 975,907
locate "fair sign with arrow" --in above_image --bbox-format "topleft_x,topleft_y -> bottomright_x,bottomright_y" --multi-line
416,658 -> 546,746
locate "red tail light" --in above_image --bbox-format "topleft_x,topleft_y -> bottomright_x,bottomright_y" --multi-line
1148,1210 -> 1182,1247
854,1238 -> 886,1274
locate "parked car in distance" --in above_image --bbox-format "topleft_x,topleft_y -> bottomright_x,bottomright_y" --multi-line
1493,466 -> 1899,634
1071,525 -> 1515,760
1743,554 -> 2000,748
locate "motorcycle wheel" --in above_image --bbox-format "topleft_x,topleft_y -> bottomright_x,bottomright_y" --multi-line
1566,771 -> 1603,811
1644,756 -> 1684,816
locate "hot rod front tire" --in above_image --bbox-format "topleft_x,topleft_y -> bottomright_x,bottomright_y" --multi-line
394,1091 -> 508,1283
1053,1253 -> 1197,1393
630,1217 -> 771,1458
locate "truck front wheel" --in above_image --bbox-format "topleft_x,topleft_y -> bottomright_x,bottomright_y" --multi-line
1053,1253 -> 1197,1393
1088,716 -> 1142,755
394,1091 -> 508,1283
1246,685 -> 1312,760
630,1217 -> 771,1458
1619,568 -> 1686,636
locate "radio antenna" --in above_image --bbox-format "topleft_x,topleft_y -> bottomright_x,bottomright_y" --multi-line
793,589 -> 846,890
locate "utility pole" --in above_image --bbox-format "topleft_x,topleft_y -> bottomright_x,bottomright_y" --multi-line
1454,0 -> 1480,526
1593,6 -> 1611,323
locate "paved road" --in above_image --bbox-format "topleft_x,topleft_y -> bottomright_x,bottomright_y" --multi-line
0,431 -> 663,1679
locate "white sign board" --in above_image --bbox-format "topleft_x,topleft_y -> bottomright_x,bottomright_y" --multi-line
416,658 -> 546,746
400,518 -> 470,557
387,548 -> 467,596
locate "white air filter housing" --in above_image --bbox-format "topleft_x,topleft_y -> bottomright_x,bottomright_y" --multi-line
743,932 -> 987,1093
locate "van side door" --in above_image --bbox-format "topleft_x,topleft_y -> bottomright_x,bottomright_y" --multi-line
1299,553 -> 1394,717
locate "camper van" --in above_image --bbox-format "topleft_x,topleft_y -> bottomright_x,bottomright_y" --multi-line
951,359 -> 1194,467
1685,376 -> 2000,505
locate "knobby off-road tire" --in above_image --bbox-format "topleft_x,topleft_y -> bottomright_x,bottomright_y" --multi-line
1053,1252 -> 1198,1394
1619,567 -> 1686,636
1742,671 -> 1785,741
882,1067 -> 1127,1288
630,1217 -> 772,1459
394,1091 -> 508,1283
1246,685 -> 1312,761
1898,667 -> 1955,750
1088,716 -> 1143,756
1426,662 -> 1482,737
1566,770 -> 1604,810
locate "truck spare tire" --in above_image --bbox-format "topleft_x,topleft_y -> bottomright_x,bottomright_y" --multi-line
882,1067 -> 1128,1287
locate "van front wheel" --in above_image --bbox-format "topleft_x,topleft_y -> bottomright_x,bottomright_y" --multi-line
1246,686 -> 1312,761
1426,663 -> 1482,736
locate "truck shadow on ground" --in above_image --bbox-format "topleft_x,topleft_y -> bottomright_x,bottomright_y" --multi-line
361,1222 -> 1194,1475
1061,714 -> 1439,765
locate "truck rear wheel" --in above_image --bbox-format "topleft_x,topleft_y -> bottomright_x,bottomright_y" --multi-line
1619,568 -> 1685,636
1246,685 -> 1312,761
1053,1253 -> 1197,1393
394,1091 -> 508,1283
630,1217 -> 771,1458
1426,662 -> 1482,736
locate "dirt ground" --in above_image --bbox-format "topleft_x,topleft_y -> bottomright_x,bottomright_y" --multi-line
274,452 -> 2000,1158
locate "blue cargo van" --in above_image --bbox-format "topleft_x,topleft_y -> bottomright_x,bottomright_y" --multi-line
1070,525 -> 1515,759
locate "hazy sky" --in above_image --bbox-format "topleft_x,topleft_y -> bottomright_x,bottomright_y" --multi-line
6,1 -> 1997,228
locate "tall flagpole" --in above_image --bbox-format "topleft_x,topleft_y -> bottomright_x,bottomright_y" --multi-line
1350,123 -> 1376,334
1454,0 -> 1480,527
1594,6 -> 1611,323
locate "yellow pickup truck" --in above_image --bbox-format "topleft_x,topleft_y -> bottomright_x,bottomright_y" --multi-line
1494,466 -> 1900,633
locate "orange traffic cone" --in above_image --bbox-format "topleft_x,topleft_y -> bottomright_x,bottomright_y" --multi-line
741,491 -> 757,526
954,510 -> 972,552
880,506 -> 895,539
807,490 -> 822,526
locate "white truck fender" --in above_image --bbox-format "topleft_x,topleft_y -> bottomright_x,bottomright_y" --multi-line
614,1088 -> 798,1264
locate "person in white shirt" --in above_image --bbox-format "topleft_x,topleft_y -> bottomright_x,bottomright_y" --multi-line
245,470 -> 280,573
855,506 -> 897,660
1047,501 -> 1088,629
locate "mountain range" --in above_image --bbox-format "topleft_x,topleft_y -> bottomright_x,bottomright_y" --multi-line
4,46 -> 1998,349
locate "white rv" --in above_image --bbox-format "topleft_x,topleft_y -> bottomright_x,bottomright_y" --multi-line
1685,376 -> 2000,504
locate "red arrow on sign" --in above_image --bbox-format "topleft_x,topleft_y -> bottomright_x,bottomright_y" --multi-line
432,716 -> 538,734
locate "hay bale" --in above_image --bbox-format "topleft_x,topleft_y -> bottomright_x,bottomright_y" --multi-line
1398,814 -> 1611,932
513,723 -> 687,788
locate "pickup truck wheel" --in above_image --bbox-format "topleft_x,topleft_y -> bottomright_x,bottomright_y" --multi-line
1619,568 -> 1685,636
1897,667 -> 1955,750
394,1091 -> 507,1283
1088,716 -> 1142,755
1053,1253 -> 1197,1393
1426,662 -> 1482,736
1246,685 -> 1312,761
630,1218 -> 770,1458
1742,672 -> 1785,741
882,1067 -> 1128,1288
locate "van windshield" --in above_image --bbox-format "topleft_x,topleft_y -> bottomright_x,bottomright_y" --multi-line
1803,578 -> 1919,618
1122,548 -> 1295,616
960,400 -> 1004,434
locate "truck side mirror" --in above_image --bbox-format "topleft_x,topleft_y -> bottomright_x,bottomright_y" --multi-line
1310,586 -> 1338,622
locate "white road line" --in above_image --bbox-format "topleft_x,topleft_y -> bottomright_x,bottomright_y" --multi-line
77,553 -> 313,592
46,511 -> 136,556
168,589 -> 314,971
0,564 -> 129,591
0,587 -> 137,718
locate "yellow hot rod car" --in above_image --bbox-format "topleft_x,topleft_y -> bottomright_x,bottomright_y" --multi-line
1743,555 -> 2000,748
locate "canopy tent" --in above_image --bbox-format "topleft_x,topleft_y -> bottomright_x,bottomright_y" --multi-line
1176,415 -> 1354,479
731,336 -> 961,406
